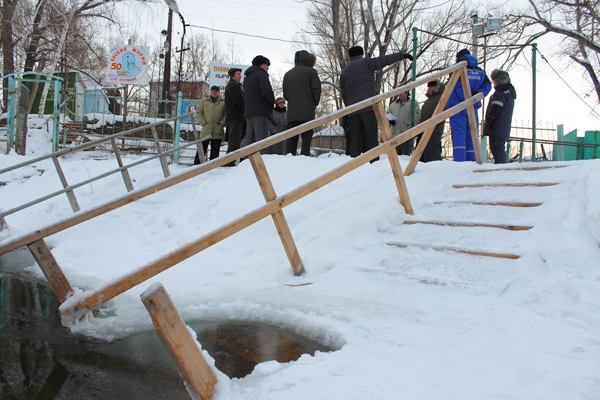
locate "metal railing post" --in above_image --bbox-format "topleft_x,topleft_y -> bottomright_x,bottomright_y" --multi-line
532,43 -> 537,162
7,77 -> 16,151
173,91 -> 183,164
557,124 -> 564,161
53,80 -> 61,152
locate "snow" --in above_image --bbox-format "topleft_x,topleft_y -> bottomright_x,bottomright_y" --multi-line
2,127 -> 600,399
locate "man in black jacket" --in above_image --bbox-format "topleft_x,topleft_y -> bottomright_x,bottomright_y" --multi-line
225,68 -> 245,160
340,46 -> 413,159
244,55 -> 276,152
283,50 -> 322,156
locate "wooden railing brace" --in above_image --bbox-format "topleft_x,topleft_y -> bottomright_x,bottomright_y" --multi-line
249,152 -> 306,275
141,283 -> 216,400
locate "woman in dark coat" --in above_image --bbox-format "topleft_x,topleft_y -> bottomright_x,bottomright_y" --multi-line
264,97 -> 288,155
483,69 -> 516,164
417,80 -> 446,162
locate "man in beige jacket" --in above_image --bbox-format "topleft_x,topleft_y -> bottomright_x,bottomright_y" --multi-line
195,85 -> 226,163
388,90 -> 421,155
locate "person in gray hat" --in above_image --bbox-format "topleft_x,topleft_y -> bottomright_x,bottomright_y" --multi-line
483,69 -> 516,164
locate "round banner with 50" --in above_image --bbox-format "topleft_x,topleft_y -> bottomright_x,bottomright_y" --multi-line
108,44 -> 149,85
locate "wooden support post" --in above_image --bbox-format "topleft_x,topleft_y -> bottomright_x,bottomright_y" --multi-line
373,102 -> 413,215
51,156 -> 81,212
191,117 -> 206,164
248,152 -> 306,275
111,138 -> 134,192
404,68 -> 462,176
141,283 -> 216,400
460,66 -> 483,164
27,239 -> 74,302
151,127 -> 171,178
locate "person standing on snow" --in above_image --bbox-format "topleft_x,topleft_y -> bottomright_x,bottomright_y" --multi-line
387,89 -> 421,155
283,50 -> 322,156
243,55 -> 276,152
447,49 -> 491,162
417,80 -> 447,162
224,67 -> 245,165
340,46 -> 413,160
483,69 -> 516,164
264,97 -> 288,155
194,85 -> 226,163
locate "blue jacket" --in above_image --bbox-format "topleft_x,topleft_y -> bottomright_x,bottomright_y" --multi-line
483,83 -> 516,141
447,54 -> 491,111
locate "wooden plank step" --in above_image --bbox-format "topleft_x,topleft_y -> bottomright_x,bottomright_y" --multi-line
387,241 -> 520,259
473,165 -> 567,172
403,220 -> 532,231
453,182 -> 558,188
434,200 -> 543,207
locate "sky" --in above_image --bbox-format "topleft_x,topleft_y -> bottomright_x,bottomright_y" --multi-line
114,0 -> 600,136
1,123 -> 600,398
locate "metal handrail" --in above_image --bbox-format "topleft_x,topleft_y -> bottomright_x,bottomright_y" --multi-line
0,113 -> 193,175
0,136 -> 210,219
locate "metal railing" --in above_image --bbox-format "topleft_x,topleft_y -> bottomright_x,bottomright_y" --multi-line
0,112 -> 208,221
0,61 -> 482,325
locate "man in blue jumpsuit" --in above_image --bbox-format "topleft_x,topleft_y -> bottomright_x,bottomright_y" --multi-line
447,49 -> 491,162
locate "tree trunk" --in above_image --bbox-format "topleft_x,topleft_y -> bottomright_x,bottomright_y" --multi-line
1,0 -> 17,109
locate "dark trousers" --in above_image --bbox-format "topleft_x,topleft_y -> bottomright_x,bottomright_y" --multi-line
396,138 -> 413,155
489,135 -> 507,164
194,139 -> 222,164
226,120 -> 245,154
286,120 -> 313,156
245,116 -> 270,154
348,111 -> 379,161
225,120 -> 245,167
418,133 -> 443,163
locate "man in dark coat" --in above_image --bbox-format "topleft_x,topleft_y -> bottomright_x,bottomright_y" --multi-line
417,80 -> 446,162
447,49 -> 491,162
244,55 -> 276,152
340,45 -> 413,159
225,67 -> 245,162
283,50 -> 322,156
484,69 -> 516,164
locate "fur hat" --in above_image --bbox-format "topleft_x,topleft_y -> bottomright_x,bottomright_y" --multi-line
490,69 -> 510,85
228,68 -> 241,77
252,55 -> 271,66
348,46 -> 364,57
457,48 -> 470,58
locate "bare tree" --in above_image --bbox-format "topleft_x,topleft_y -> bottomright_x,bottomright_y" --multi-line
507,0 -> 600,106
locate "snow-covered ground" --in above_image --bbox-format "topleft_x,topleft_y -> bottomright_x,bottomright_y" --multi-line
1,126 -> 600,399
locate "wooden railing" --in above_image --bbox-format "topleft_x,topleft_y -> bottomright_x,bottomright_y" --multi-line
0,62 -> 483,324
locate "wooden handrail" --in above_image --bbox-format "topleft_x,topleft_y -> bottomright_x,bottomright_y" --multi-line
60,94 -> 483,320
0,62 -> 472,256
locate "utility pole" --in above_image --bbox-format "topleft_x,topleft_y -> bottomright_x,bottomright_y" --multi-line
160,8 -> 173,117
471,11 -> 479,59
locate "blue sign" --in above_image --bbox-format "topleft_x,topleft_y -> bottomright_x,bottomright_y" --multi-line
181,100 -> 200,123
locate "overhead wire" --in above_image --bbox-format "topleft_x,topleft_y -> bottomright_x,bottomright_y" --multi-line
536,48 -> 600,121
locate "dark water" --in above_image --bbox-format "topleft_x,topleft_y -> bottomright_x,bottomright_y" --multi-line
0,250 -> 333,399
